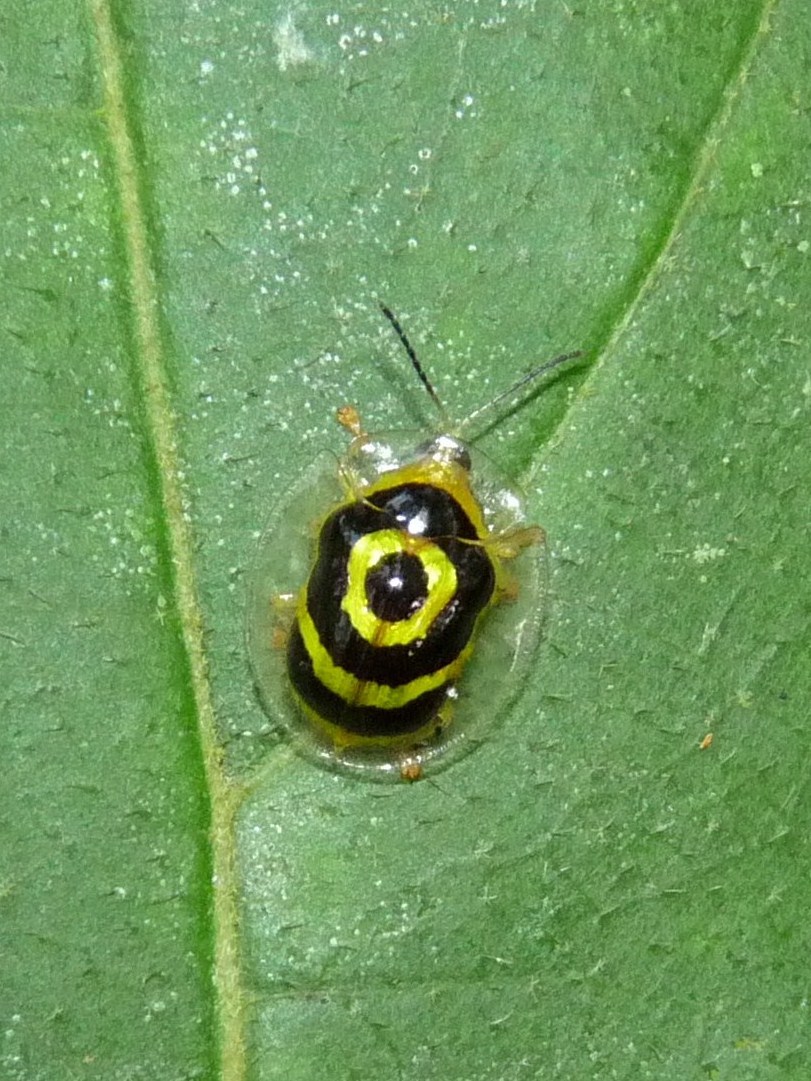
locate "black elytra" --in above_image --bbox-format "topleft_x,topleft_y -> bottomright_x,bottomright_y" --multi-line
287,479 -> 497,737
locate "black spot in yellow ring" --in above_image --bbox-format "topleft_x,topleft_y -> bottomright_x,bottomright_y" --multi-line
365,549 -> 427,621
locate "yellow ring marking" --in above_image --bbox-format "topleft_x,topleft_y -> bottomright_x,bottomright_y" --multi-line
342,529 -> 457,647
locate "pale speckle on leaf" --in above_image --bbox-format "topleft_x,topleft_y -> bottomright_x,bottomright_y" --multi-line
274,12 -> 315,72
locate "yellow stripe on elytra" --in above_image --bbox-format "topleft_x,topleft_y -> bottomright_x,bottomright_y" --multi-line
296,594 -> 470,709
342,529 -> 457,647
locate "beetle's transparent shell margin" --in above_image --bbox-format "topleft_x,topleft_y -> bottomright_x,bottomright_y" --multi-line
246,431 -> 547,781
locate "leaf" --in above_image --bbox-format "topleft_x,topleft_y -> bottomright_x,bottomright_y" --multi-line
2,2 -> 809,1080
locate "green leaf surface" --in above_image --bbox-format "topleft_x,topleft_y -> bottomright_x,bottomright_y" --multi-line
2,2 -> 809,1079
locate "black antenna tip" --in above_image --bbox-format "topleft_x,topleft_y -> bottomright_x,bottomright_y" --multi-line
377,302 -> 447,420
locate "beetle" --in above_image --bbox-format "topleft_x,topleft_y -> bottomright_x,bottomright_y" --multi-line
247,304 -> 579,780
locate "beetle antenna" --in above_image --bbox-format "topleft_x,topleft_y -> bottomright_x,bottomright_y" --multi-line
461,349 -> 583,432
379,303 -> 449,424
